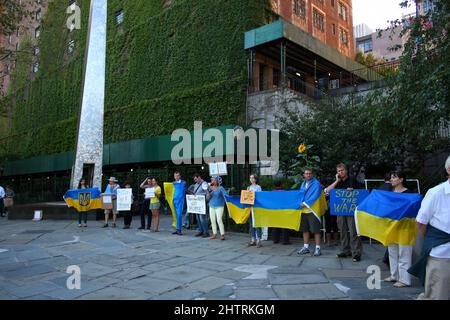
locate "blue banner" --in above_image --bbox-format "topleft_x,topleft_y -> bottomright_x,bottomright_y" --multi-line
330,189 -> 370,216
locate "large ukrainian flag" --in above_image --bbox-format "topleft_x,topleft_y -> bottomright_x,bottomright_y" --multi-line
224,195 -> 251,224
299,178 -> 328,221
163,182 -> 186,229
252,190 -> 305,231
63,188 -> 102,212
355,190 -> 422,246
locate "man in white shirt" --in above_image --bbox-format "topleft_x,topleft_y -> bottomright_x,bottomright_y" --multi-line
0,184 -> 5,217
413,155 -> 450,300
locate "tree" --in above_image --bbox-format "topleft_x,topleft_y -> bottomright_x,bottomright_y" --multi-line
0,0 -> 26,37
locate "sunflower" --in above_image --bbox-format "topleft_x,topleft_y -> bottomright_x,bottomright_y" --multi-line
298,143 -> 307,154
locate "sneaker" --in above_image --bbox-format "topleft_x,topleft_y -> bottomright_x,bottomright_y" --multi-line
194,232 -> 204,237
247,241 -> 256,247
172,231 -> 179,235
138,226 -> 145,230
83,223 -> 87,228
313,247 -> 321,257
78,224 -> 82,228
352,255 -> 361,262
336,252 -> 352,258
102,224 -> 109,228
297,247 -> 311,255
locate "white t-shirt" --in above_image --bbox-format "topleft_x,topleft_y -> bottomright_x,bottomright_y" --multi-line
416,180 -> 450,258
0,186 -> 5,199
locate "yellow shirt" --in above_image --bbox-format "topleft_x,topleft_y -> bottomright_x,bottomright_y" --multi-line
150,186 -> 161,204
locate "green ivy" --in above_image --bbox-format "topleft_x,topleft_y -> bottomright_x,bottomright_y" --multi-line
0,0 -> 272,163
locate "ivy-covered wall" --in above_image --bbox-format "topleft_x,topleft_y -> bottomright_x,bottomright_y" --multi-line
0,0 -> 273,163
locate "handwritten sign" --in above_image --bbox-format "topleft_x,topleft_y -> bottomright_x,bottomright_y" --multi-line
209,162 -> 228,176
117,189 -> 133,211
240,190 -> 255,205
186,195 -> 206,215
145,188 -> 155,199
101,195 -> 113,210
330,189 -> 370,216
32,210 -> 43,221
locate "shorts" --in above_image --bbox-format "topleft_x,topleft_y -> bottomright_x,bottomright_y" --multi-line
300,212 -> 322,234
104,199 -> 118,215
149,202 -> 161,210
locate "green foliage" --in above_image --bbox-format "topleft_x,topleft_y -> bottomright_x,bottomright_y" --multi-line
0,0 -> 27,37
1,0 -> 271,162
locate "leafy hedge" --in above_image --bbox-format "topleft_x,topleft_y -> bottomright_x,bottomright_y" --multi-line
1,0 -> 272,162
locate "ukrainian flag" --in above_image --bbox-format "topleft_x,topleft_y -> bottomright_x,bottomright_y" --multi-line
224,195 -> 251,224
252,190 -> 305,231
300,178 -> 328,221
355,190 -> 422,246
163,182 -> 186,229
63,188 -> 102,212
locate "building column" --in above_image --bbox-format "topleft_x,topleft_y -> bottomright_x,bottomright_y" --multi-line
280,41 -> 287,87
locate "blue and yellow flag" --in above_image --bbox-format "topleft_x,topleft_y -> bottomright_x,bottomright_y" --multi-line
300,178 -> 328,221
224,195 -> 252,224
164,182 -> 186,230
63,188 -> 102,212
355,190 -> 422,246
252,190 -> 305,231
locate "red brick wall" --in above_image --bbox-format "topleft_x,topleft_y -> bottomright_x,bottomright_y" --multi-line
272,0 -> 355,59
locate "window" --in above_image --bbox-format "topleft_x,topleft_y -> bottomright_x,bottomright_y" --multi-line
338,2 -> 348,21
115,10 -> 124,25
332,23 -> 336,35
357,39 -> 373,53
34,47 -> 40,56
293,0 -> 306,19
36,9 -> 41,21
68,40 -> 75,54
313,9 -> 325,32
33,62 -> 39,74
339,28 -> 349,46
35,27 -> 40,38
331,0 -> 335,7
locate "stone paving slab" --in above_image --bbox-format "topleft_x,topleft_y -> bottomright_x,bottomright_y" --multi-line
150,265 -> 216,283
272,283 -> 348,300
186,276 -> 234,293
268,273 -> 329,285
235,287 -> 278,300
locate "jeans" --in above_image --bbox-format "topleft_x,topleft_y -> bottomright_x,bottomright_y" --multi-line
0,198 -> 4,216
78,212 -> 87,224
183,210 -> 190,228
250,215 -> 262,241
197,213 -> 209,235
140,198 -> 151,229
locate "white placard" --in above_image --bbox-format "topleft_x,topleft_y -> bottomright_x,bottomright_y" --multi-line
102,195 -> 112,204
145,187 -> 155,199
208,162 -> 228,176
186,195 -> 206,215
117,189 -> 132,211
32,210 -> 43,221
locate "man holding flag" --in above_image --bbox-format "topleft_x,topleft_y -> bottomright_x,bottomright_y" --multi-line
297,168 -> 327,257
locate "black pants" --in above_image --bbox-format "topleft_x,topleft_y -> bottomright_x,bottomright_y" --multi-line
124,210 -> 133,226
324,210 -> 338,233
78,212 -> 87,224
0,198 -> 4,216
272,228 -> 290,244
140,198 -> 151,229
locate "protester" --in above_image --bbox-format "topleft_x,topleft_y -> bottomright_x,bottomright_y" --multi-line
247,174 -> 263,248
3,185 -> 14,217
139,177 -> 153,230
172,171 -> 187,235
379,172 -> 393,266
383,171 -> 415,288
208,176 -> 227,240
122,182 -> 135,229
77,178 -> 89,228
191,174 -> 210,238
272,180 -> 291,245
409,156 -> 450,300
297,168 -> 323,257
326,163 -> 363,262
102,177 -> 120,228
0,182 -> 5,218
149,178 -> 162,232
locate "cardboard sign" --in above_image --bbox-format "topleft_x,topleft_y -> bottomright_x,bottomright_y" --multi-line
101,195 -> 113,210
330,189 -> 370,216
240,190 -> 255,205
32,210 -> 43,221
209,162 -> 228,176
186,195 -> 206,215
144,188 -> 155,199
117,189 -> 133,211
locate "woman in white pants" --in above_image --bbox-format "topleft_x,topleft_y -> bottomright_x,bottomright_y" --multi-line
384,171 -> 415,288
207,176 -> 227,240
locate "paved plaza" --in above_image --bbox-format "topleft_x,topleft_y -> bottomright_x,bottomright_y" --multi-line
0,214 -> 423,300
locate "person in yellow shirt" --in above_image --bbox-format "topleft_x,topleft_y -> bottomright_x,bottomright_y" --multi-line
149,177 -> 162,232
